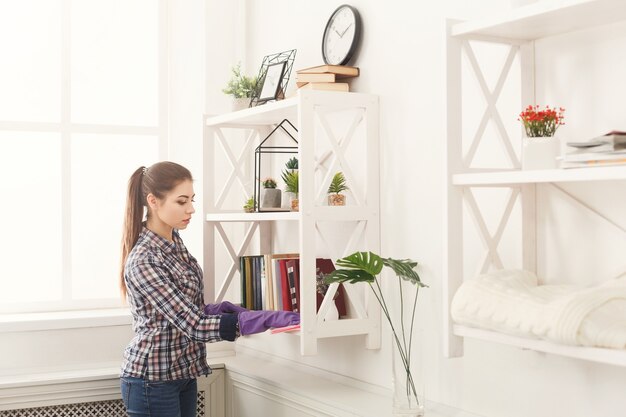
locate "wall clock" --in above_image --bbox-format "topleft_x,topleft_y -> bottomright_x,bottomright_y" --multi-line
321,4 -> 361,66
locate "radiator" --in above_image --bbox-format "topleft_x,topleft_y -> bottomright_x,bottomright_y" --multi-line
0,392 -> 206,417
0,371 -> 223,417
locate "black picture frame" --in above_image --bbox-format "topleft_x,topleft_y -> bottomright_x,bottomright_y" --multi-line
250,49 -> 297,107
258,61 -> 286,101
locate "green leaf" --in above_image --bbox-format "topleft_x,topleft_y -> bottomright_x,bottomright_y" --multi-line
382,257 -> 427,287
335,252 -> 384,275
324,269 -> 376,284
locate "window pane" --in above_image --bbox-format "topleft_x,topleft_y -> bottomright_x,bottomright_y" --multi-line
0,1 -> 62,122
71,134 -> 158,300
0,132 -> 62,304
71,0 -> 158,126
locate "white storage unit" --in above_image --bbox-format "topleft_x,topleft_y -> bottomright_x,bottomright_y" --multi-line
444,0 -> 626,366
203,90 -> 381,355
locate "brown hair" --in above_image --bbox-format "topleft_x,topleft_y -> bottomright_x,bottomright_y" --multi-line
119,161 -> 193,299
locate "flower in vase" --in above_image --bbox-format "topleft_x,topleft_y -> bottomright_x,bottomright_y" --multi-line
518,104 -> 565,137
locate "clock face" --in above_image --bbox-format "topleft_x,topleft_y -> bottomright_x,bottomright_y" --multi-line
322,5 -> 361,66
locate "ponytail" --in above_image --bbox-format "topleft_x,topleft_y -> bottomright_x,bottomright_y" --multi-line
119,162 -> 193,299
120,166 -> 146,299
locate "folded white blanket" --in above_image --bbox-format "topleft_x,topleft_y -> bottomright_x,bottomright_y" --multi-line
451,270 -> 626,349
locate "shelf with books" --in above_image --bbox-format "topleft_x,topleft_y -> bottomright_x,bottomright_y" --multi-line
203,90 -> 380,355
445,2 -> 626,366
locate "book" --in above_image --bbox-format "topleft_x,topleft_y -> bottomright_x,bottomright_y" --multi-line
591,130 -> 626,145
298,82 -> 349,92
296,64 -> 359,78
244,256 -> 253,310
562,150 -> 626,163
561,158 -> 626,169
279,259 -> 293,311
286,259 -> 300,313
270,253 -> 299,311
315,258 -> 348,317
295,72 -> 336,85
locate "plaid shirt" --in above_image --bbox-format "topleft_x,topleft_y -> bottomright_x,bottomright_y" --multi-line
121,227 -> 235,381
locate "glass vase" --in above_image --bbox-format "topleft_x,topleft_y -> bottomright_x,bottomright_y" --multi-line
392,333 -> 425,417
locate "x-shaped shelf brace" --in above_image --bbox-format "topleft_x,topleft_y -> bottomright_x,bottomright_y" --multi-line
313,107 -> 366,206
462,40 -> 521,170
463,186 -> 521,276
214,220 -> 260,302
314,220 -> 370,324
214,127 -> 266,209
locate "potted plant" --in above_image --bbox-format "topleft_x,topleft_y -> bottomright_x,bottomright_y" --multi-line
223,63 -> 258,111
285,156 -> 298,172
243,196 -> 256,213
325,251 -> 427,416
518,104 -> 565,170
281,169 -> 299,211
327,171 -> 348,206
261,177 -> 281,209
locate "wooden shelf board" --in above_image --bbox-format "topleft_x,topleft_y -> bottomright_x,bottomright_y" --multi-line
452,166 -> 626,185
454,325 -> 626,367
204,97 -> 298,128
452,0 -> 626,41
206,211 -> 299,222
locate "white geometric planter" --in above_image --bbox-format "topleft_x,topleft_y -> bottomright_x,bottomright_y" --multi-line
522,136 -> 561,170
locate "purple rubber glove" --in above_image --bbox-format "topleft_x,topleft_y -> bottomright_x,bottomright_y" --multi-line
238,310 -> 300,335
204,301 -> 248,316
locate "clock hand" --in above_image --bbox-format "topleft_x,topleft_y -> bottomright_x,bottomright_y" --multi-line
339,22 -> 353,37
333,27 -> 341,37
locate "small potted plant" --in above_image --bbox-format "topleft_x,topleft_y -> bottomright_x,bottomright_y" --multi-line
260,177 -> 281,209
281,169 -> 299,211
518,104 -> 565,170
243,196 -> 256,213
285,156 -> 298,172
223,63 -> 258,111
327,171 -> 348,206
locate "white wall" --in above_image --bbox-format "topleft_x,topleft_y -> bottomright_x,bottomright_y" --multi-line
205,1 -> 626,417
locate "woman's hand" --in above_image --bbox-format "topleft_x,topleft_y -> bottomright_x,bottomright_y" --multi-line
238,310 -> 300,335
203,301 -> 248,315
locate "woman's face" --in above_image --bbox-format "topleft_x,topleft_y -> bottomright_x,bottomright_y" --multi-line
151,179 -> 195,230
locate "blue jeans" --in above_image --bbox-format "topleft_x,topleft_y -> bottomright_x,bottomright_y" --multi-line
120,377 -> 197,417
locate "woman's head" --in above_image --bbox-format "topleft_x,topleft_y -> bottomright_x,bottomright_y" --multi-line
120,161 -> 194,298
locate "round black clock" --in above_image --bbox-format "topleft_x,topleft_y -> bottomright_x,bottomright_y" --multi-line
321,4 -> 361,66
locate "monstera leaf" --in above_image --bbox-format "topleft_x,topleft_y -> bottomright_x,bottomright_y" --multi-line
382,258 -> 425,287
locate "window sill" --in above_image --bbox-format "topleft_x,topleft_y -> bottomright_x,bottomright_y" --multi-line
0,308 -> 132,333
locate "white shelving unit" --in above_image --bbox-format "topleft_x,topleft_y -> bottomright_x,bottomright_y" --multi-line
203,90 -> 381,355
444,0 -> 626,366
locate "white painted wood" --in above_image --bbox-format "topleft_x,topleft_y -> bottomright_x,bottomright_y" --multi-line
445,4 -> 626,366
203,91 -> 381,355
454,325 -> 626,366
453,166 -> 626,185
451,0 -> 626,41
443,19 -> 465,358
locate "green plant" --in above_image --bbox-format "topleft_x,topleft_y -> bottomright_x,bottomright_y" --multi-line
243,196 -> 256,212
325,251 -> 427,410
285,157 -> 298,170
222,63 -> 258,99
262,177 -> 277,189
327,172 -> 349,195
281,170 -> 299,195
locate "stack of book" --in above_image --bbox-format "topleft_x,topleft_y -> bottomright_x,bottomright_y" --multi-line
295,64 -> 359,92
561,131 -> 626,168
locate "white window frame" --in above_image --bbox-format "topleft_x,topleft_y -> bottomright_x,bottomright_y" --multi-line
0,0 -> 169,314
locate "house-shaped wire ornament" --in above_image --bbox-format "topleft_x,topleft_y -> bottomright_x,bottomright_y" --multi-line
254,119 -> 298,212
250,49 -> 297,107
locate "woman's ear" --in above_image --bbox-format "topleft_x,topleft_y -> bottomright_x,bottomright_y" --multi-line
146,193 -> 158,210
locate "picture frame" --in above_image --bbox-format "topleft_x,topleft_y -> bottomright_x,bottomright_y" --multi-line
250,49 -> 297,107
258,61 -> 287,102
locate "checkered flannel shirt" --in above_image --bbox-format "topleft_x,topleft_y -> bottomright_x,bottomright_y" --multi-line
120,227 -> 237,381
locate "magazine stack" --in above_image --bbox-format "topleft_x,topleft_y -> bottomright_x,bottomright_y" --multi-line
561,131 -> 626,168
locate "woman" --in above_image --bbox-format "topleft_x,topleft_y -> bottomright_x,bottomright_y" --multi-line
119,161 -> 298,417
